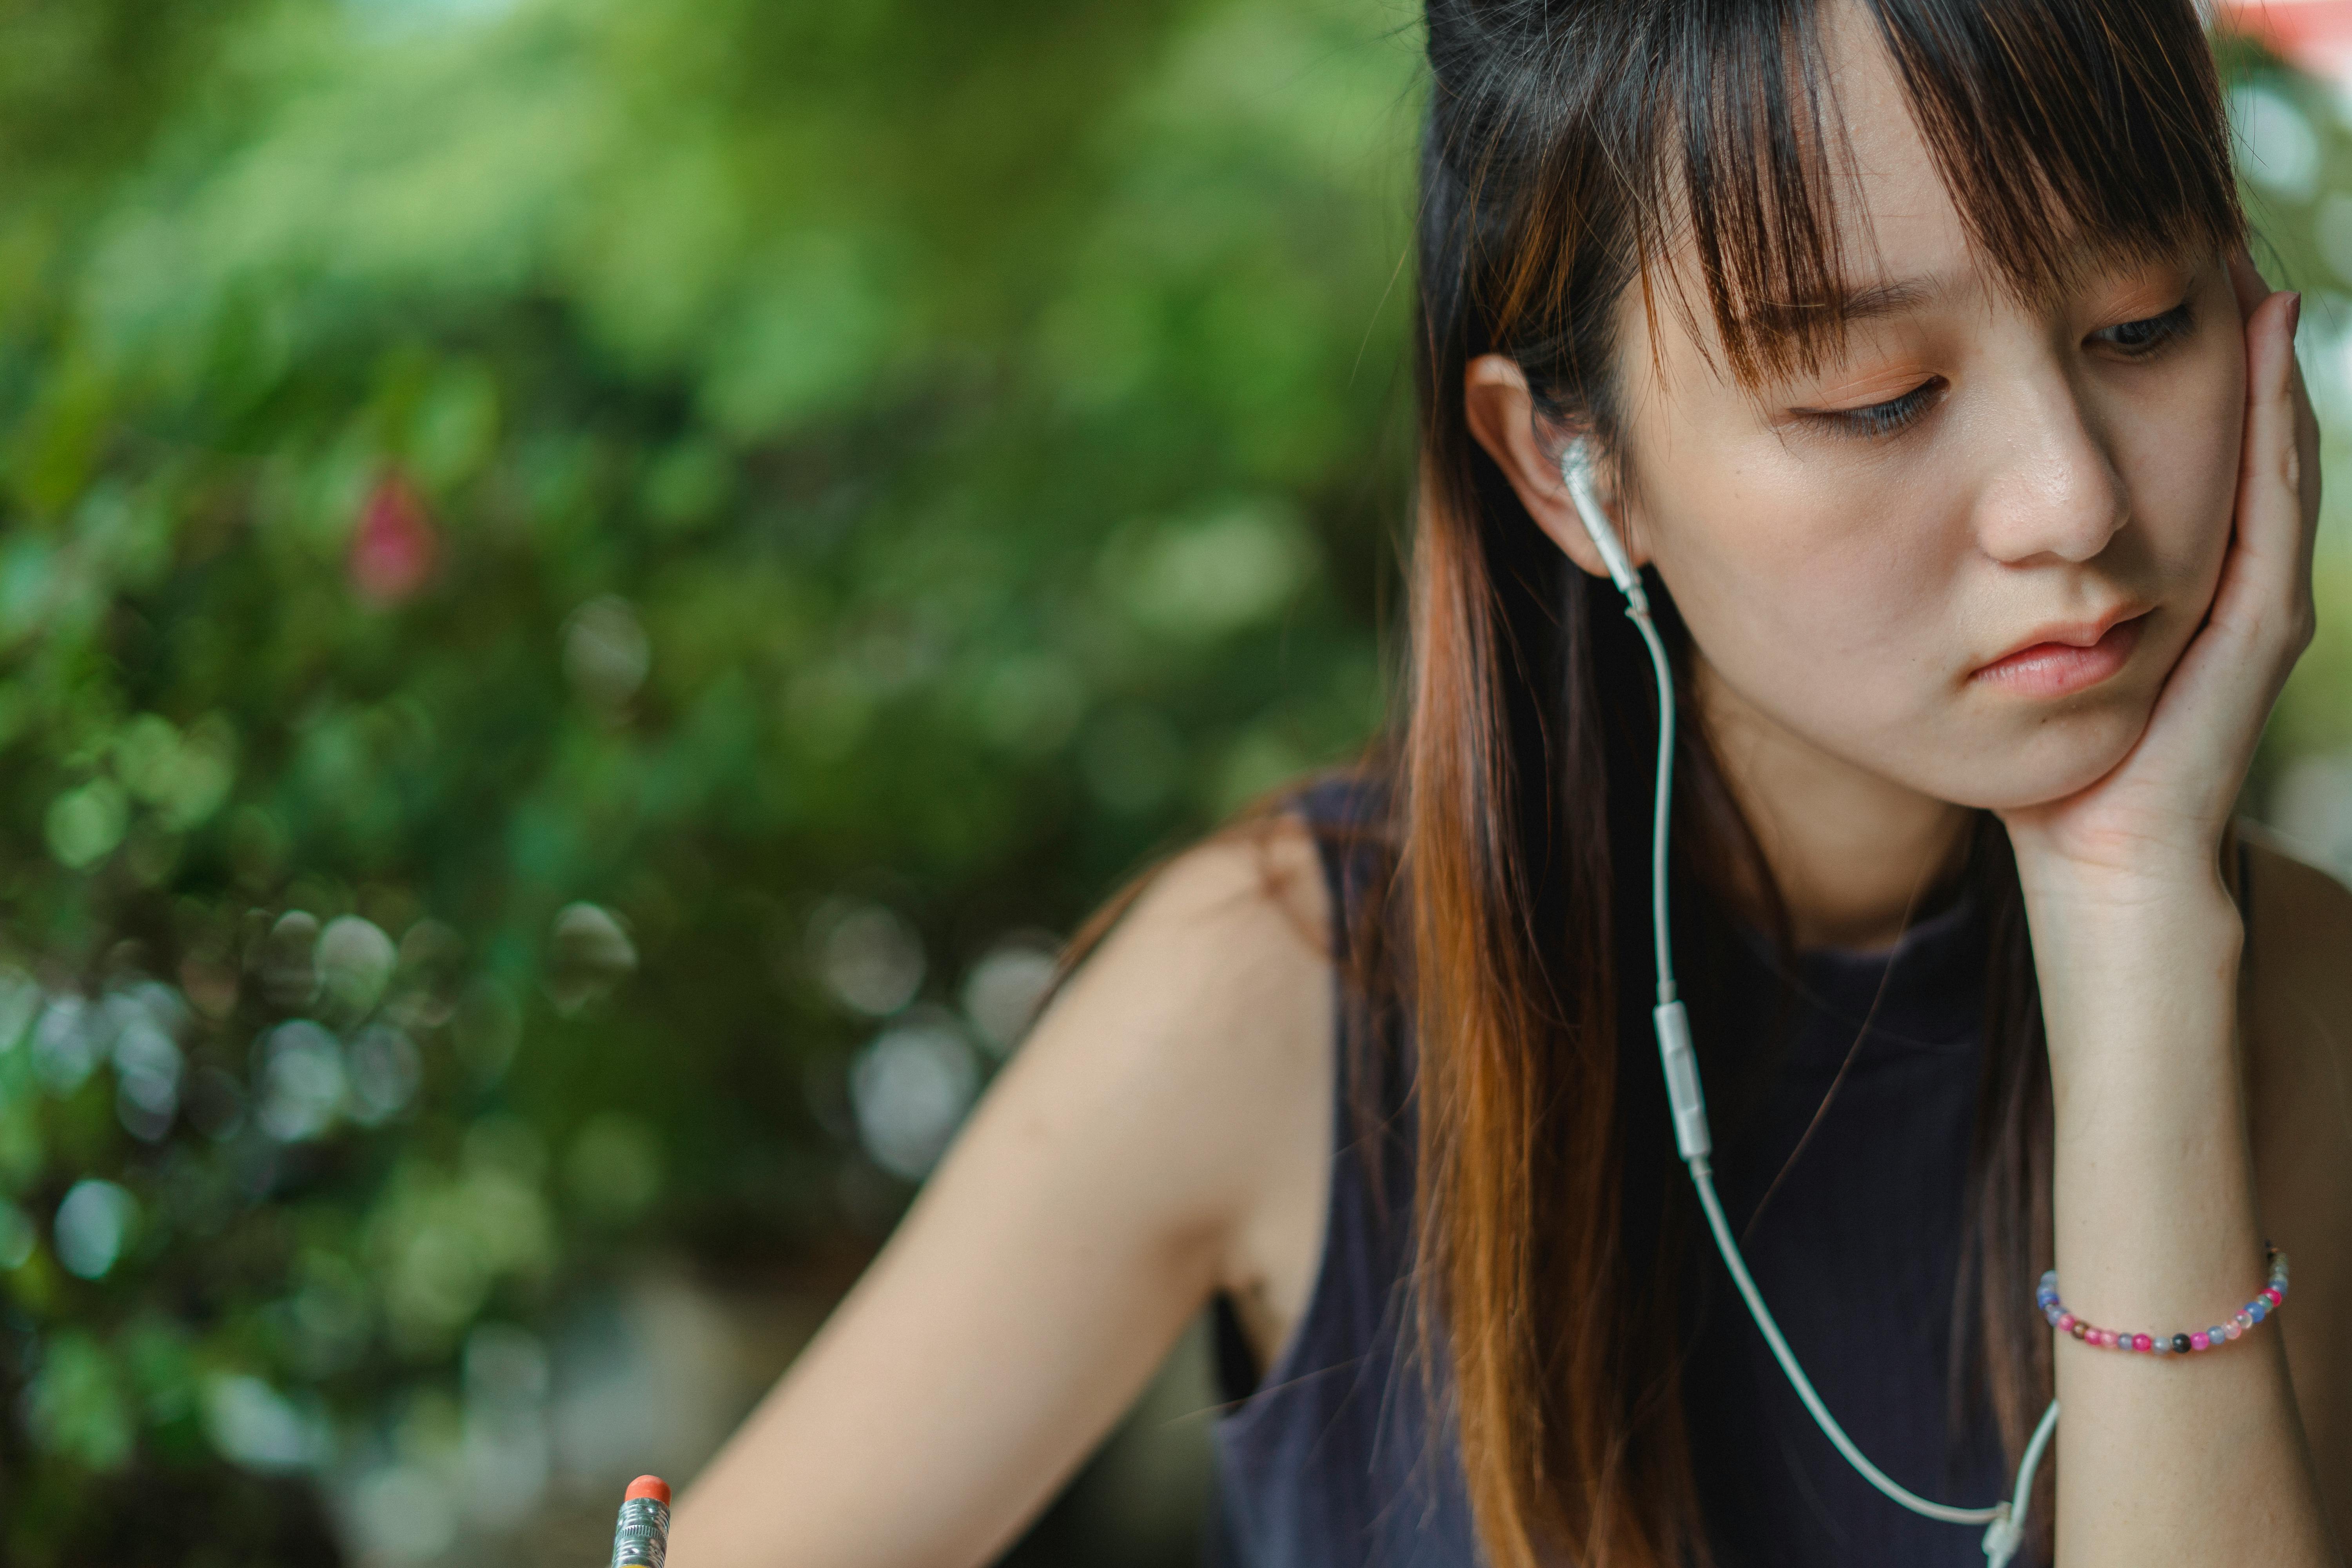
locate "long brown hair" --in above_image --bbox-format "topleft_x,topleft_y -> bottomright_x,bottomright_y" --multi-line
1059,2 -> 2241,1564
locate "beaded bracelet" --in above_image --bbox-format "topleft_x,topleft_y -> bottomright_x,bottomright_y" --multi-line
2036,1246 -> 2289,1355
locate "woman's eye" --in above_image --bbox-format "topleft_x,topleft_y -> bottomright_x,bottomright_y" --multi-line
1817,378 -> 1940,439
2092,301 -> 2193,356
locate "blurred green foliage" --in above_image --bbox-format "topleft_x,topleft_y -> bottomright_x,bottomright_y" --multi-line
0,0 -> 1417,1555
2218,34 -> 2352,778
2,2 -> 2351,1561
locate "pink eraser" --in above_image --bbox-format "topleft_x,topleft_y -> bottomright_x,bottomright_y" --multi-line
624,1475 -> 671,1504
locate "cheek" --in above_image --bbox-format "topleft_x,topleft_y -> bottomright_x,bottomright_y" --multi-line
1644,461 -> 1966,734
2116,351 -> 2245,592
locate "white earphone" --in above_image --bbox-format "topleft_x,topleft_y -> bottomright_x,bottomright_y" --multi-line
1557,437 -> 2058,1568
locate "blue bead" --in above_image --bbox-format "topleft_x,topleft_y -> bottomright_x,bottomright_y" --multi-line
2249,1301 -> 2266,1321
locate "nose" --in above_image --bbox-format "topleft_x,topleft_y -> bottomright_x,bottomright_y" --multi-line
1970,374 -> 2131,566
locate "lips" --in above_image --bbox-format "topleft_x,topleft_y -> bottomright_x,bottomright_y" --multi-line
1970,609 -> 2149,698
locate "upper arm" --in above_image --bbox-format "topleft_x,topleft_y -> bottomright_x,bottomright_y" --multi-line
668,811 -> 1335,1568
2241,825 -> 2352,1520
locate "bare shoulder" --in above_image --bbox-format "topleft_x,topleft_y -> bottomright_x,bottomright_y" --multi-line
1044,806 -> 1335,1065
1091,808 -> 1332,986
972,806 -> 1338,1247
2238,822 -> 2352,1503
2239,820 -> 2352,1188
2240,820 -> 2352,1085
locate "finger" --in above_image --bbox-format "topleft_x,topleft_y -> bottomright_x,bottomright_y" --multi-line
2284,303 -> 2324,558
2226,249 -> 2312,556
2261,289 -> 2323,584
2214,290 -> 2311,653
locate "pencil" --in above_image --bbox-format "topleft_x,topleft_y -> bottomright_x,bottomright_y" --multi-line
608,1474 -> 671,1568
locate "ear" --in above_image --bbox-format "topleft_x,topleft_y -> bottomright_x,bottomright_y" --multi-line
1462,354 -> 1646,582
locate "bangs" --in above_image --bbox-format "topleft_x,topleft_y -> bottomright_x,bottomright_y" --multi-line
1638,0 -> 2242,385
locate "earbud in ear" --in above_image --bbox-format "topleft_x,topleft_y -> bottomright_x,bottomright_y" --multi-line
1558,438 -> 1646,610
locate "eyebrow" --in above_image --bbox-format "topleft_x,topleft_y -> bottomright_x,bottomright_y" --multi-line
1737,274 -> 1947,339
1828,276 -> 1942,324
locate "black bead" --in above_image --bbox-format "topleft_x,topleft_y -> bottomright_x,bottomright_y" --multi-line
2172,1333 -> 2192,1355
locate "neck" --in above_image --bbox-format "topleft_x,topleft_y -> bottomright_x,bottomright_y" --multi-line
1692,655 -> 1975,952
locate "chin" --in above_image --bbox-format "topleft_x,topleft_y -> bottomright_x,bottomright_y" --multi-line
1930,703 -> 2151,812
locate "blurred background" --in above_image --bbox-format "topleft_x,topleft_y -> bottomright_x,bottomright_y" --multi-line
0,1 -> 2347,1563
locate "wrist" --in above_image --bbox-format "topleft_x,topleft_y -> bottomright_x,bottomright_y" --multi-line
2014,854 -> 2240,940
2026,879 -> 2243,1083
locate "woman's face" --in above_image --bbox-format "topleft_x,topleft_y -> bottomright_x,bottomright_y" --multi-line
1606,7 -> 2246,813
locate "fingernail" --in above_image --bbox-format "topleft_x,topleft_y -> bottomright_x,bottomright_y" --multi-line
2288,291 -> 2303,337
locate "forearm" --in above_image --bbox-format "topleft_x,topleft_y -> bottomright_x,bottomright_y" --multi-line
2029,875 -> 2338,1566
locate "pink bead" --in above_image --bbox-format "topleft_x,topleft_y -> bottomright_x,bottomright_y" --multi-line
2132,1334 -> 2152,1352
2058,1313 -> 2076,1332
2094,1329 -> 2113,1348
2190,1332 -> 2210,1350
2262,1287 -> 2283,1307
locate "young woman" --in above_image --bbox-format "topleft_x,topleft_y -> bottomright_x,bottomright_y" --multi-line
671,0 -> 2352,1563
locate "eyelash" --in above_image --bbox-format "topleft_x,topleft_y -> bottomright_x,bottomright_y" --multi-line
1826,381 -> 1939,438
1816,299 -> 2196,440
2093,299 -> 2195,357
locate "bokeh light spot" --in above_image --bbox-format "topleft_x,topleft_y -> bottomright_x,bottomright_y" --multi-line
563,595 -> 652,711
350,1461 -> 458,1561
44,779 -> 127,869
0,1200 -> 34,1269
260,911 -> 322,1010
203,1373 -> 327,1472
810,898 -> 924,1016
31,995 -> 98,1095
319,914 -> 398,1015
111,1005 -> 183,1143
2230,82 -> 2320,199
544,902 -> 638,1016
54,1179 -> 138,1279
254,1020 -> 348,1142
348,1022 -> 423,1124
850,1011 -> 980,1180
961,937 -> 1060,1054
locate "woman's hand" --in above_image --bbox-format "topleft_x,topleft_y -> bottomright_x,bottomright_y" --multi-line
2017,256 -> 2341,1568
1998,250 -> 2321,906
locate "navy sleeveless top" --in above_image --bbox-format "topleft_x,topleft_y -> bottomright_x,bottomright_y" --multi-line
1203,772 -> 2035,1568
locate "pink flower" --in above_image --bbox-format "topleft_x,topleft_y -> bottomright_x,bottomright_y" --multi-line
2215,1 -> 2352,83
349,471 -> 439,605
